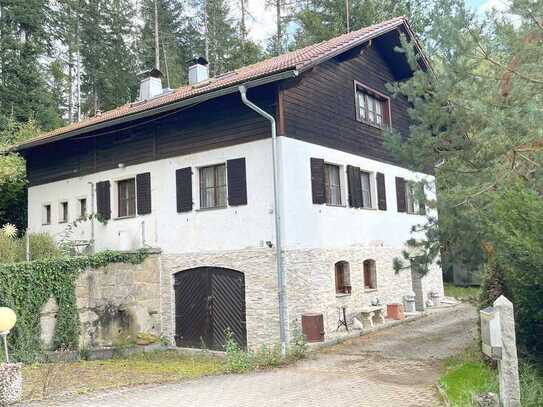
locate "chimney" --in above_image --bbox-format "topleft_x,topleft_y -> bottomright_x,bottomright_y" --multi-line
188,57 -> 209,85
138,68 -> 163,101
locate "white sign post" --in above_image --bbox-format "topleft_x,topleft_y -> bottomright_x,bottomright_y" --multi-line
480,295 -> 521,407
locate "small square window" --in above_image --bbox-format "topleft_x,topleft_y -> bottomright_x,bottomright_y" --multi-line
42,204 -> 51,225
78,198 -> 87,219
324,164 -> 342,206
118,178 -> 136,217
200,164 -> 227,209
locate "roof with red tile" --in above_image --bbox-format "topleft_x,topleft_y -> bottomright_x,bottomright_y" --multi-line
14,16 -> 426,151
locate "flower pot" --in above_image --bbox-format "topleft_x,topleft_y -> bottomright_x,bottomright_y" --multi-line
0,363 -> 22,405
387,303 -> 405,320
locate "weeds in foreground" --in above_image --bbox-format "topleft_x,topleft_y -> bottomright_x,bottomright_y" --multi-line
223,329 -> 308,373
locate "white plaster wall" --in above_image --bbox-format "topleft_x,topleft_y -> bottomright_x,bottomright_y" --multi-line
27,139 -> 277,254
278,137 -> 436,250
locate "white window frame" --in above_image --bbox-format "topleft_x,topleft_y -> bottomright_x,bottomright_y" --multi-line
324,163 -> 343,206
198,163 -> 228,210
116,177 -> 137,218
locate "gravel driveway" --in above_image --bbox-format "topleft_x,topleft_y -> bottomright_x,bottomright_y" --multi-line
27,303 -> 477,407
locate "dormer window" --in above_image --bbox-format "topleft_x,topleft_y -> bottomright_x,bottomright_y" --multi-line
354,81 -> 391,129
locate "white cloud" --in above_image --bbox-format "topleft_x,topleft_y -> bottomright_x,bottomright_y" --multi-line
245,0 -> 277,45
479,0 -> 510,13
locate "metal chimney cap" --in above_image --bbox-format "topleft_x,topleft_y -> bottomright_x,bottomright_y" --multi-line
188,56 -> 208,66
137,68 -> 163,79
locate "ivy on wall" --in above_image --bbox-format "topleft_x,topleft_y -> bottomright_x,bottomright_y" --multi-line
0,250 -> 149,362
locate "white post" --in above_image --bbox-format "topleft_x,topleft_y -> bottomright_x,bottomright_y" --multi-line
494,295 -> 521,407
1,332 -> 8,363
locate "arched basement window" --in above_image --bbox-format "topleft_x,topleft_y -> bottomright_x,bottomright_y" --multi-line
335,261 -> 351,294
363,259 -> 377,290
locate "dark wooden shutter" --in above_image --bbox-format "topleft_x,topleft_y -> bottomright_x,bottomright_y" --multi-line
347,165 -> 362,208
96,181 -> 111,220
227,158 -> 247,206
310,158 -> 325,204
176,167 -> 193,212
376,172 -> 387,211
396,177 -> 407,213
136,172 -> 152,215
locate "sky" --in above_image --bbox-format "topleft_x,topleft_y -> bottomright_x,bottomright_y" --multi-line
245,0 -> 511,44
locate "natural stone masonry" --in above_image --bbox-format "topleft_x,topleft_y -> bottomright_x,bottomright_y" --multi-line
38,245 -> 442,350
40,254 -> 162,349
160,244 -> 444,349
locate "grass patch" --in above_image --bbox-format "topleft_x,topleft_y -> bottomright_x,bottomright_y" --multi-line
444,283 -> 480,303
439,347 -> 498,407
22,350 -> 223,401
440,345 -> 543,407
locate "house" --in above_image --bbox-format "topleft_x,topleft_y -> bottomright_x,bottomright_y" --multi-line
15,17 -> 444,351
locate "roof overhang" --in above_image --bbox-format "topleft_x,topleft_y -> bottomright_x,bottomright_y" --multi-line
10,69 -> 299,152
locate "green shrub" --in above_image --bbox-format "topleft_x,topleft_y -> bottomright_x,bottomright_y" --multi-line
0,232 -> 59,264
520,363 -> 543,407
252,344 -> 283,369
223,330 -> 252,373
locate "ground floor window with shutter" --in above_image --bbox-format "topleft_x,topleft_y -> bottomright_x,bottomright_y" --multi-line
118,178 -> 136,218
363,259 -> 377,290
200,164 -> 227,209
360,171 -> 372,208
324,164 -> 342,206
335,261 -> 351,295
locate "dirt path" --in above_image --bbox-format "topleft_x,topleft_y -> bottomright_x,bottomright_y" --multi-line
26,303 -> 478,407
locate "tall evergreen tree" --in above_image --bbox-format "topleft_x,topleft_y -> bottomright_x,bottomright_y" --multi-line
0,1 -> 62,131
292,0 -> 432,48
79,0 -> 137,116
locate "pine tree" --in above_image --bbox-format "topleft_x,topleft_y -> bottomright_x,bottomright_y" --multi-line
79,0 -> 137,116
139,0 -> 195,88
0,1 -> 62,131
292,0 -> 432,48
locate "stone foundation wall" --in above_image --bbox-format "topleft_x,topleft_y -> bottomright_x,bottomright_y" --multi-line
283,244 -> 443,335
40,253 -> 163,349
39,247 -> 443,351
160,245 -> 444,349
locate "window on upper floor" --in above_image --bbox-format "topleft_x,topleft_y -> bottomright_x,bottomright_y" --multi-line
324,163 -> 342,206
355,82 -> 391,129
200,164 -> 227,209
363,259 -> 377,290
42,204 -> 51,225
335,261 -> 351,295
360,171 -> 372,209
59,201 -> 69,223
118,178 -> 136,218
396,178 -> 426,215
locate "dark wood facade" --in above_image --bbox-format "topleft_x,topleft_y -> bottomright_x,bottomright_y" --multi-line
25,87 -> 275,186
281,42 -> 411,165
24,33 -> 418,187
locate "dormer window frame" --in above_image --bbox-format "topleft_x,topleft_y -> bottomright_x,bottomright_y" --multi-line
354,80 -> 391,130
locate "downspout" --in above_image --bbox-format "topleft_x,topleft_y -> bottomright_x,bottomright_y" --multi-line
239,84 -> 288,355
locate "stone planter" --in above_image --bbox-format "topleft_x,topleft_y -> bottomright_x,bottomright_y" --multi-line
0,363 -> 22,406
